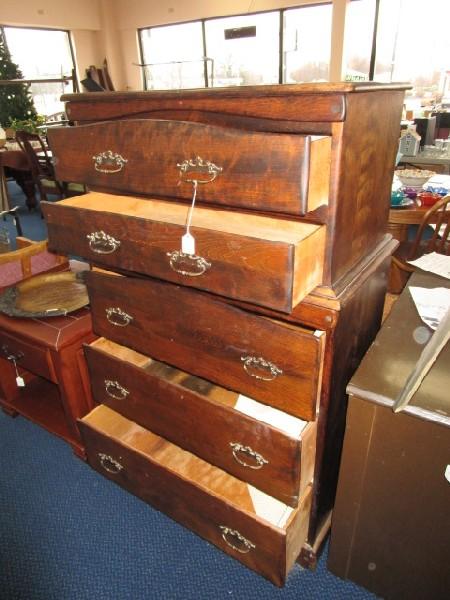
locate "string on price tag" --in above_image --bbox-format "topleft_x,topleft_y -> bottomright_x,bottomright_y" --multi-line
9,356 -> 25,387
181,180 -> 198,256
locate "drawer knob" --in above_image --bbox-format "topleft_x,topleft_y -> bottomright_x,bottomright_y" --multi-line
241,356 -> 283,381
92,150 -> 128,174
98,453 -> 124,474
104,379 -> 130,400
219,526 -> 255,554
1,344 -> 24,362
106,307 -> 133,327
177,156 -> 222,184
167,251 -> 211,277
230,442 -> 268,470
87,231 -> 121,254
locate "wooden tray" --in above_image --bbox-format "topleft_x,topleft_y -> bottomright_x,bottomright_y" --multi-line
0,271 -> 89,318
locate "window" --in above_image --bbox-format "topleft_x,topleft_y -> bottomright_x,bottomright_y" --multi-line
374,0 -> 450,106
283,4 -> 332,83
204,12 -> 279,87
3,26 -> 75,116
139,21 -> 205,90
344,0 -> 376,81
138,4 -> 333,90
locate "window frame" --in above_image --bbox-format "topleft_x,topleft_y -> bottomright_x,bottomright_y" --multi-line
137,3 -> 335,90
0,24 -> 78,92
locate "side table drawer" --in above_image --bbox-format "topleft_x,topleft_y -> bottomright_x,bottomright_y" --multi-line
0,330 -> 55,382
85,338 -> 317,507
79,405 -> 312,587
86,271 -> 325,421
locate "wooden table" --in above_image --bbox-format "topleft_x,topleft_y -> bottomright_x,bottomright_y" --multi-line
0,307 -> 96,458
0,142 -> 37,211
388,199 -> 437,241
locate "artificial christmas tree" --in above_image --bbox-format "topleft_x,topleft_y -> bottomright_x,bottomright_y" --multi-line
0,28 -> 37,128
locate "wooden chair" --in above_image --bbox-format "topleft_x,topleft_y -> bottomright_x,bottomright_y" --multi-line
0,238 -> 68,293
15,131 -> 85,204
0,207 -> 23,251
389,194 -> 450,293
15,130 -> 64,201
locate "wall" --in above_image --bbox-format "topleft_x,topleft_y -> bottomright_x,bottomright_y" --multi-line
0,0 -> 101,30
0,0 -> 103,85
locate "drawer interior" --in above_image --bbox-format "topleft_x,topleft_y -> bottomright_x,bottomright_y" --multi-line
90,337 -> 310,440
82,404 -> 297,529
49,192 -> 323,246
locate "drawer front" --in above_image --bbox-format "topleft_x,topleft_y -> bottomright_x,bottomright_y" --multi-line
85,339 -> 317,506
86,271 -> 325,421
0,331 -> 55,382
79,405 -> 312,586
48,119 -> 330,215
43,193 -> 325,313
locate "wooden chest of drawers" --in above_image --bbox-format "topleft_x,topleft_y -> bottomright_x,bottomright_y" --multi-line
43,82 -> 407,584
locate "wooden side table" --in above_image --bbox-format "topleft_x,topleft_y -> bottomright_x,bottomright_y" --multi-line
0,307 -> 96,458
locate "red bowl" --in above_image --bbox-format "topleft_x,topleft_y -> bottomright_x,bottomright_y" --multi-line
418,192 -> 441,207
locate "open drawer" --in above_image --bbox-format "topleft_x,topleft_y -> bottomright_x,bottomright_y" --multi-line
48,118 -> 330,216
79,404 -> 312,586
85,337 -> 317,507
43,192 -> 325,313
86,271 -> 325,421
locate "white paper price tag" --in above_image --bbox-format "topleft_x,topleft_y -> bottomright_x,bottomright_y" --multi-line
16,376 -> 25,387
181,232 -> 196,255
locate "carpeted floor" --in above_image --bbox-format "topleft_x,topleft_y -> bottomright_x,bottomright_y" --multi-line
0,183 -> 379,599
1,181 -> 49,246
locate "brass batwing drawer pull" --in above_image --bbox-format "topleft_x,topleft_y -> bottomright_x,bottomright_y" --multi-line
98,453 -> 124,474
87,231 -> 121,254
219,526 -> 256,554
1,344 -> 24,362
177,156 -> 222,184
241,356 -> 283,381
104,379 -> 129,400
92,150 -> 128,174
106,307 -> 133,327
167,251 -> 211,277
230,442 -> 268,470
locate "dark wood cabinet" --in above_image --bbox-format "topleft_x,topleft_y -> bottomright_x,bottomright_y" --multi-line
328,272 -> 450,599
42,82 -> 407,584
